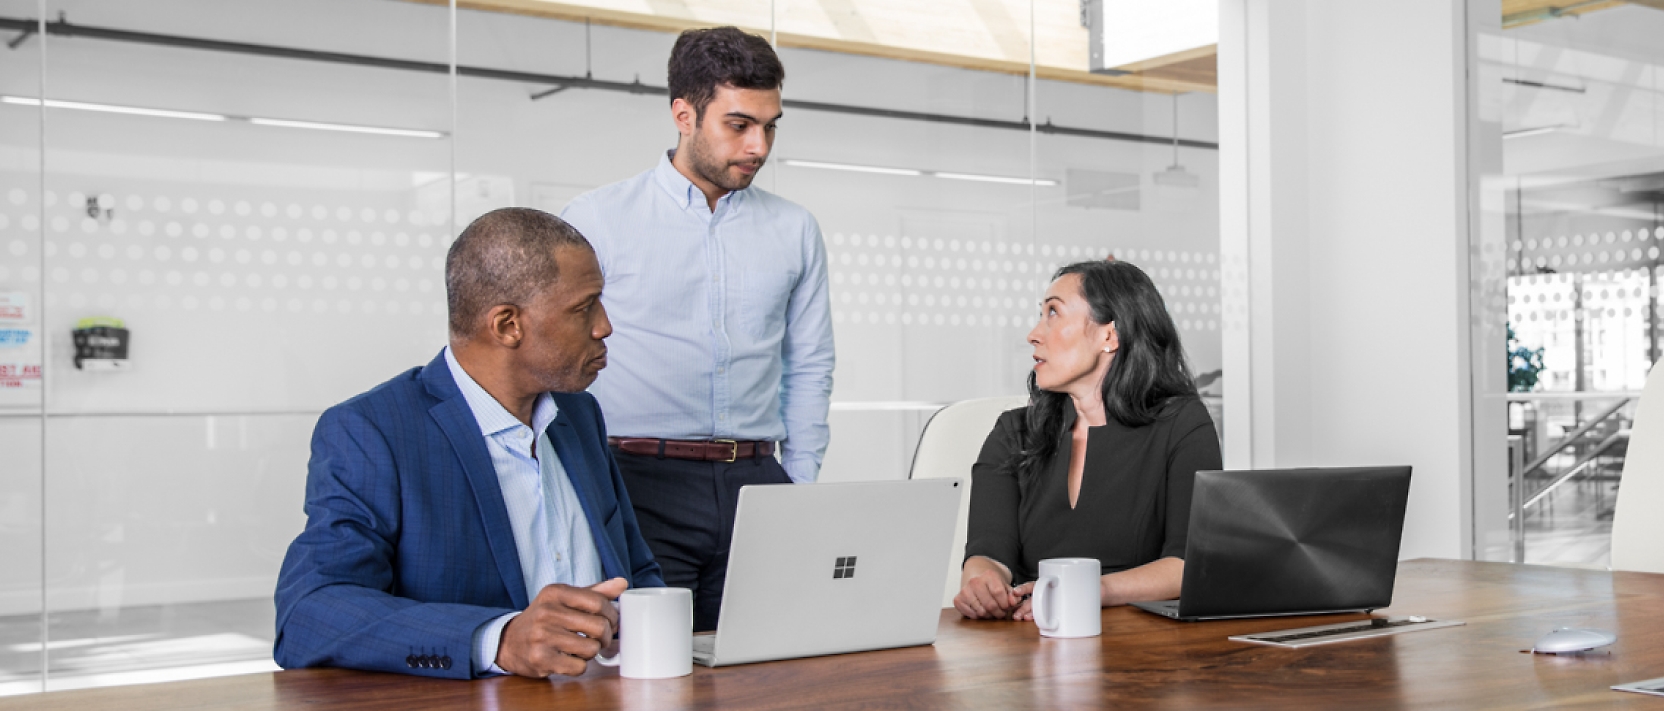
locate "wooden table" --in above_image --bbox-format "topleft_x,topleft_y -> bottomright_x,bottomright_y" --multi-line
8,559 -> 1664,710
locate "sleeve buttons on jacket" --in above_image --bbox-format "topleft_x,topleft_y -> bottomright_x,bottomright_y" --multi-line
406,654 -> 417,668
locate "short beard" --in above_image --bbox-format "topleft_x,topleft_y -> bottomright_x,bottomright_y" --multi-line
686,126 -> 760,192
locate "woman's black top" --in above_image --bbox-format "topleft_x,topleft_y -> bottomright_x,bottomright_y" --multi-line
964,396 -> 1222,585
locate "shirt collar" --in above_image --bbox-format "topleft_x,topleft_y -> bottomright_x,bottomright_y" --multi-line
444,345 -> 558,438
654,149 -> 744,213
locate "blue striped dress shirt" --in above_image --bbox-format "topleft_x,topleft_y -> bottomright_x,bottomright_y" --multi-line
561,152 -> 835,482
444,347 -> 604,675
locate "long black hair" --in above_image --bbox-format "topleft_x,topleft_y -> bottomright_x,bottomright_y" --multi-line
1013,260 -> 1198,481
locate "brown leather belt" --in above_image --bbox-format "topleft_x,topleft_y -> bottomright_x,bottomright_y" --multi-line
608,437 -> 775,463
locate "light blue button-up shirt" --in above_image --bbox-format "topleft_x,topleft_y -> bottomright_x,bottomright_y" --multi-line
445,347 -> 604,675
562,152 -> 835,482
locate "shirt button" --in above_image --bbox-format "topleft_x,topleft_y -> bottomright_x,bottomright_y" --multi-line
717,367 -> 725,374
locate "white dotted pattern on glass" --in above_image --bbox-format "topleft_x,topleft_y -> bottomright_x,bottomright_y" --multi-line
824,233 -> 1222,331
0,185 -> 451,319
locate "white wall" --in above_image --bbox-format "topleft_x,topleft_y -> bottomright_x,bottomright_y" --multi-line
1220,0 -> 1473,560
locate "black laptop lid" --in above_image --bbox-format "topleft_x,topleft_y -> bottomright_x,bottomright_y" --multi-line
1177,466 -> 1413,618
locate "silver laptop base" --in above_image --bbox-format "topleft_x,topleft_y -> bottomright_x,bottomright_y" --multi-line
692,635 -> 716,667
1131,599 -> 1377,621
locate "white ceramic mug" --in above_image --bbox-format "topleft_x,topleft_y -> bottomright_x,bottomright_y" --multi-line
1031,558 -> 1101,638
596,587 -> 693,679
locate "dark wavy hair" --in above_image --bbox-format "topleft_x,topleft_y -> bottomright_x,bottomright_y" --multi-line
668,27 -> 785,122
1013,260 -> 1198,481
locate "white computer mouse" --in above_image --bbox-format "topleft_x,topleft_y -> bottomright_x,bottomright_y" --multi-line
1531,627 -> 1617,654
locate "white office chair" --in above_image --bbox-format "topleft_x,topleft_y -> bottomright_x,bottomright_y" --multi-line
1611,360 -> 1664,573
908,395 -> 1030,607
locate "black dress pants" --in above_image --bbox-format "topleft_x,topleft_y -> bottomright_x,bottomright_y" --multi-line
611,448 -> 792,632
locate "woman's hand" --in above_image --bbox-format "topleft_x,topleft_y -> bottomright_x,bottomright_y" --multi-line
1010,582 -> 1035,621
954,556 -> 1020,619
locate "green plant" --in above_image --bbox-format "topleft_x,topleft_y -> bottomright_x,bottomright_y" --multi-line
1507,323 -> 1545,392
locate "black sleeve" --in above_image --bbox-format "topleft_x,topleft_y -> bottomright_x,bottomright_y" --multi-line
1160,401 -> 1223,560
964,409 -> 1026,572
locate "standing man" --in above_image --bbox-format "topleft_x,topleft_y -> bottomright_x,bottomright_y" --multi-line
561,26 -> 834,632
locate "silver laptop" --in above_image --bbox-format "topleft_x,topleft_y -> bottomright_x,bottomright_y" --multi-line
692,478 -> 962,667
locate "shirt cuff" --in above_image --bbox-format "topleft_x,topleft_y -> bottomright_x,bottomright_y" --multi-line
473,611 -> 520,676
781,454 -> 819,483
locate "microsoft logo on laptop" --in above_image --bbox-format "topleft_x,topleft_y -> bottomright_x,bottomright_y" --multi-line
833,556 -> 857,579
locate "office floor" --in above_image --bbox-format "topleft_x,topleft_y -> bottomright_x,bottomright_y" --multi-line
1522,477 -> 1614,568
0,598 -> 276,695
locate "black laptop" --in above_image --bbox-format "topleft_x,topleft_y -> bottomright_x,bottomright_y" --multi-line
1132,466 -> 1413,621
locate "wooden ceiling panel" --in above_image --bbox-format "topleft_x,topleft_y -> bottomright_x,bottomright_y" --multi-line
408,0 -> 1216,93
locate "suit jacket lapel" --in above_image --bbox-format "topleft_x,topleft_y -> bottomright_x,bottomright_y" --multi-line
545,409 -> 625,581
421,351 -> 530,610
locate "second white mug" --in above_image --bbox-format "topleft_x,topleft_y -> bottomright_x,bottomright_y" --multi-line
1031,558 -> 1101,638
596,587 -> 693,679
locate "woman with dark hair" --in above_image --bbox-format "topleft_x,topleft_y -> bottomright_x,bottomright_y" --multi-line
954,260 -> 1221,621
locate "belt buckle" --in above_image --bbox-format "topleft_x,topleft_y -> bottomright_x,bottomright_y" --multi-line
714,439 -> 738,463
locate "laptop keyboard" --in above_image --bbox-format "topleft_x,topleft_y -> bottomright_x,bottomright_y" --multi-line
1230,616 -> 1464,648
692,636 -> 715,655
1257,617 -> 1423,643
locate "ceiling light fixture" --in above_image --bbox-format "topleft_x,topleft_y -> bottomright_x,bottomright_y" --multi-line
1503,125 -> 1564,140
1,95 -> 226,122
1153,93 -> 1200,189
783,158 -> 1057,186
934,172 -> 1059,187
1,95 -> 443,138
780,159 -> 921,176
248,117 -> 444,139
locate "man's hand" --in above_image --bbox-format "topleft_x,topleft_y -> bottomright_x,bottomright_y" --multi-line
495,577 -> 629,677
954,566 -> 1020,620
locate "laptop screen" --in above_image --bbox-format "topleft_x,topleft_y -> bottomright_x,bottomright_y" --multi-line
1177,466 -> 1412,619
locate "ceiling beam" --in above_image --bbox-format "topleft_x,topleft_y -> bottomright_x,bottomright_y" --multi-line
1502,0 -> 1629,29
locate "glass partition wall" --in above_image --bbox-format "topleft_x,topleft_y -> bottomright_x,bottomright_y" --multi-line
0,0 -> 1221,694
0,0 -> 44,695
1471,0 -> 1664,566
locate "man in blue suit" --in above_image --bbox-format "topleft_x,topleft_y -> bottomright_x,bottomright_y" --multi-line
274,208 -> 663,679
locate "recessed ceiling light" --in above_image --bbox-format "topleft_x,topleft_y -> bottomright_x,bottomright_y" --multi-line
248,117 -> 444,139
784,158 -> 1057,187
1503,125 -> 1564,139
1,95 -> 443,138
1,95 -> 226,122
935,172 -> 1059,187
782,159 -> 921,176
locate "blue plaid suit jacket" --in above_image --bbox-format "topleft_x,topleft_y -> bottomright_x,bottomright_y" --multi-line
273,349 -> 663,678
